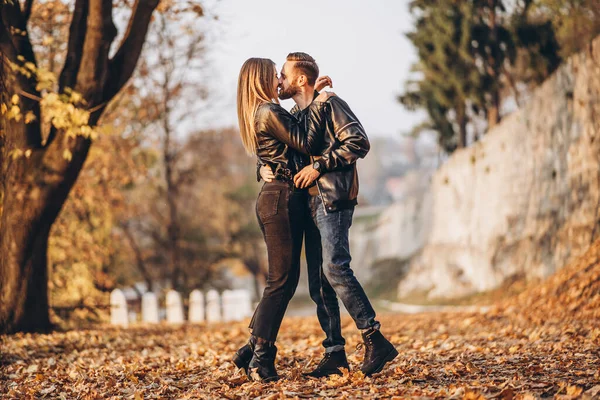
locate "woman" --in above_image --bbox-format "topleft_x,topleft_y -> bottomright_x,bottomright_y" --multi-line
232,57 -> 332,382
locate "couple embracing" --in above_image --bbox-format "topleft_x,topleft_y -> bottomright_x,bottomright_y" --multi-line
233,52 -> 397,382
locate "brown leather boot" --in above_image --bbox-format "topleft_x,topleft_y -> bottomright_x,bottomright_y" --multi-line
304,350 -> 349,378
360,328 -> 398,376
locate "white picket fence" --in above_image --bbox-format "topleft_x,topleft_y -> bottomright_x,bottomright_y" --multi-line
109,288 -> 253,326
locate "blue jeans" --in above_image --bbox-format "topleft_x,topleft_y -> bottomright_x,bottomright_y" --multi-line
307,195 -> 379,352
305,213 -> 345,353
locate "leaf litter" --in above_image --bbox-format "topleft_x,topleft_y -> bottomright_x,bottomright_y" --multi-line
2,240 -> 600,399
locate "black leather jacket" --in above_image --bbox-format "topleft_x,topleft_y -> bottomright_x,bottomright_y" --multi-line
291,96 -> 370,212
254,101 -> 327,181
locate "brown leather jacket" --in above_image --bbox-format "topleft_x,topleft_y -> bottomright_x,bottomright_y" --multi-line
254,101 -> 327,182
291,96 -> 370,212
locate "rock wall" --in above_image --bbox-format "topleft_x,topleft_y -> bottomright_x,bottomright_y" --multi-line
350,190 -> 431,284
397,38 -> 600,298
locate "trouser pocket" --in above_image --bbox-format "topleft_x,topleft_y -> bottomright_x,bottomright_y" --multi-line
257,190 -> 281,220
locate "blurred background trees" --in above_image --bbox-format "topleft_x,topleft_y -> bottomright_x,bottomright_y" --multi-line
398,0 -> 598,153
2,0 -> 599,333
0,0 -> 265,332
44,1 -> 265,326
534,0 -> 600,58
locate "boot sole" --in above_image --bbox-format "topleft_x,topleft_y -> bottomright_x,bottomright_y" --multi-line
261,376 -> 280,383
364,347 -> 399,376
245,368 -> 280,382
303,369 -> 345,378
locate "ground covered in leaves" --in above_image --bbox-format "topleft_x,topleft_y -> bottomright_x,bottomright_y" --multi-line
2,241 -> 600,399
1,311 -> 598,399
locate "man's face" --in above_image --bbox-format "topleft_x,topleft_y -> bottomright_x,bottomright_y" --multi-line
278,61 -> 300,100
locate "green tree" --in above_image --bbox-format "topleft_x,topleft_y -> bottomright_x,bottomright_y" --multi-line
400,0 -> 561,152
471,0 -> 513,128
400,0 -> 481,151
532,0 -> 600,58
471,0 -> 560,127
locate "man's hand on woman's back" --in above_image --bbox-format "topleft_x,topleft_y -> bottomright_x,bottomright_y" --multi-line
260,164 -> 275,182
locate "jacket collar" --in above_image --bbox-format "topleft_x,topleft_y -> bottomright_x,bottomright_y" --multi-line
290,90 -> 320,116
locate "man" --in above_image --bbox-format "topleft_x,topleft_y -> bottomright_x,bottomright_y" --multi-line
259,52 -> 397,377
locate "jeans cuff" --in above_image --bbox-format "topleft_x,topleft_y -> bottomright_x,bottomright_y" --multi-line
325,345 -> 345,353
360,321 -> 381,333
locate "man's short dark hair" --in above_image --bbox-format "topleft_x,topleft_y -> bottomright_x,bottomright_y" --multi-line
286,52 -> 319,86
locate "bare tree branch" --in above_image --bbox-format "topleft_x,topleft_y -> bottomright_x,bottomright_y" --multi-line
58,0 -> 88,92
0,23 -> 7,191
121,222 -> 154,292
104,0 -> 160,101
0,16 -> 42,149
22,0 -> 34,23
0,16 -> 16,63
46,0 -> 89,147
44,0 -> 118,176
75,0 -> 117,105
1,1 -> 23,32
1,0 -> 36,63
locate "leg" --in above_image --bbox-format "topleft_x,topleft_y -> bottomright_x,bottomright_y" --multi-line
283,191 -> 306,304
302,196 -> 350,378
244,185 -> 305,382
249,185 -> 302,342
313,199 -> 378,330
313,196 -> 397,376
305,196 -> 345,353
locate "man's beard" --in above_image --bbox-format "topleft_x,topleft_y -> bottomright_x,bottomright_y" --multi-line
278,84 -> 299,100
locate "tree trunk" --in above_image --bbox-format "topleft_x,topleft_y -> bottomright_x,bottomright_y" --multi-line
456,103 -> 468,148
159,18 -> 182,292
163,97 -> 182,292
121,222 -> 154,292
0,121 -> 93,333
487,0 -> 501,129
0,28 -> 59,333
0,0 -> 160,334
0,206 -> 52,333
487,95 -> 500,129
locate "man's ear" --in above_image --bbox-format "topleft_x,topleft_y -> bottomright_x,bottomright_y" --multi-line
296,74 -> 307,87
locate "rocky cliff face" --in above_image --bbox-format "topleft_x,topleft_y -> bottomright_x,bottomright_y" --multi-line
350,189 -> 431,283
350,38 -> 600,300
398,38 -> 600,299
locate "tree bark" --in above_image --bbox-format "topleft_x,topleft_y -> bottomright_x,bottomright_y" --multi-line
121,222 -> 154,292
0,10 -> 49,333
456,102 -> 468,148
157,15 -> 183,292
487,91 -> 500,129
0,208 -> 52,332
486,0 -> 501,129
0,0 -> 160,334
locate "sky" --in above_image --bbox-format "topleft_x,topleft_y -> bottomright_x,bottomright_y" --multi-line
201,0 -> 424,138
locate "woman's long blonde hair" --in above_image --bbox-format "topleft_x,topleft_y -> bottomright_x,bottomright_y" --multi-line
237,58 -> 279,155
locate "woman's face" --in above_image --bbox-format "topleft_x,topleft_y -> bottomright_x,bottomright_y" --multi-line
272,65 -> 280,99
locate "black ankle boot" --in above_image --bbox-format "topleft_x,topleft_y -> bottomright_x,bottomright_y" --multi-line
232,335 -> 257,372
360,328 -> 398,376
304,350 -> 350,378
247,341 -> 279,382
